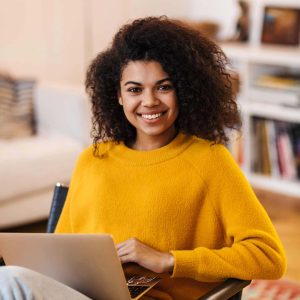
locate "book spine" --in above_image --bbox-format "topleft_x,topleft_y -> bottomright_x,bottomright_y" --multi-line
251,118 -> 299,181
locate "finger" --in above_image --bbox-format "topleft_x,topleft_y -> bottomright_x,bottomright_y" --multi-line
116,237 -> 140,250
117,247 -> 130,257
116,243 -> 133,255
119,253 -> 135,264
116,239 -> 132,250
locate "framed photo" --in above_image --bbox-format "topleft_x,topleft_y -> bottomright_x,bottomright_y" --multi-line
261,6 -> 300,45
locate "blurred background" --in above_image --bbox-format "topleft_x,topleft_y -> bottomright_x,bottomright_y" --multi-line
1,0 -> 300,298
0,0 -> 240,85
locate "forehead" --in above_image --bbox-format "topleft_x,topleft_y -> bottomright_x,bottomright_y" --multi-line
120,60 -> 169,84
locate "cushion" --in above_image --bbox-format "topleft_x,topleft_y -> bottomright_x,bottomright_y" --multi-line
0,75 -> 36,139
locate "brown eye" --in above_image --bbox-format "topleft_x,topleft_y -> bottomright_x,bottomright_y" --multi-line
127,87 -> 142,93
158,84 -> 173,91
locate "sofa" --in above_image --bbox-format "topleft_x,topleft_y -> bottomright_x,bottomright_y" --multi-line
0,82 -> 91,229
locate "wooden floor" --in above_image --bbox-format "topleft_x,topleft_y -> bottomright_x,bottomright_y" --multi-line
4,188 -> 300,283
254,188 -> 300,283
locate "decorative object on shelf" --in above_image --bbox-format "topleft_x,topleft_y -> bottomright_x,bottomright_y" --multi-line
183,20 -> 220,41
193,21 -> 220,40
261,6 -> 300,46
233,0 -> 250,42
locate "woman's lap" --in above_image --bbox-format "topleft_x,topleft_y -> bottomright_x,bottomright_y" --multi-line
0,266 -> 91,300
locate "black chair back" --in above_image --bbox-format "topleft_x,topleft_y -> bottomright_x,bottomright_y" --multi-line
46,184 -> 69,233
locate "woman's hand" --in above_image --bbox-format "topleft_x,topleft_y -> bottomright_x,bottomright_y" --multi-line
116,237 -> 174,274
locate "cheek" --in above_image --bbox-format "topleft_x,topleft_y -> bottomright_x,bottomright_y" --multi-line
122,101 -> 139,120
123,102 -> 135,113
166,94 -> 178,111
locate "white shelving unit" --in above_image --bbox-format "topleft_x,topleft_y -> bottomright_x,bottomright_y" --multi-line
222,43 -> 300,197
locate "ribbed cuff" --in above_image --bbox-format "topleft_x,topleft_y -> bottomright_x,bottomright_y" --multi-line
170,250 -> 198,279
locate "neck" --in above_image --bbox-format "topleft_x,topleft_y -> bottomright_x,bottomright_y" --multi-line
131,128 -> 178,151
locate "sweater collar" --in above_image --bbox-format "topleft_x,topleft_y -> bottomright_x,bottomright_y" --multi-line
108,132 -> 194,166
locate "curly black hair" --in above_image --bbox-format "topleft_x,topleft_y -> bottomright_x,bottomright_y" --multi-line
86,16 -> 241,151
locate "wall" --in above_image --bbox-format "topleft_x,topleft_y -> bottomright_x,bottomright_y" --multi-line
0,0 -> 47,79
0,0 -> 239,86
89,0 -> 194,59
0,0 -> 86,85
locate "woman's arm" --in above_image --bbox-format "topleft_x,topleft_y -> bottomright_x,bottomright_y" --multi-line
117,145 -> 286,282
170,145 -> 286,282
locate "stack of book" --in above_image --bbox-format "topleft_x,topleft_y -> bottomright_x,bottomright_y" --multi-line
251,117 -> 300,181
250,73 -> 300,107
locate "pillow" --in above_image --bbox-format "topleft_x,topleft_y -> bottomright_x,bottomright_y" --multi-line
0,75 -> 36,139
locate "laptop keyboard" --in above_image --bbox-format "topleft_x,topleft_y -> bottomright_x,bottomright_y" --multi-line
128,285 -> 149,298
126,275 -> 158,298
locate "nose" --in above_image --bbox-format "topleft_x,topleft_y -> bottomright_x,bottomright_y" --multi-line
141,90 -> 160,107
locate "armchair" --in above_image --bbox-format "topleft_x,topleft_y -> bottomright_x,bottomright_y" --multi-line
47,183 -> 251,300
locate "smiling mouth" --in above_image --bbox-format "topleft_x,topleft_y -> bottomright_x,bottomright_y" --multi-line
138,112 -> 166,120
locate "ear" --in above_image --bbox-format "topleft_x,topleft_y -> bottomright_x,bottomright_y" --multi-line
117,91 -> 123,106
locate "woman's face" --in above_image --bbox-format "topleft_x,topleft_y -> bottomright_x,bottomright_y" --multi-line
119,60 -> 179,149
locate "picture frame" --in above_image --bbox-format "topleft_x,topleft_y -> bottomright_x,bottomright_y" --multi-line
261,6 -> 300,45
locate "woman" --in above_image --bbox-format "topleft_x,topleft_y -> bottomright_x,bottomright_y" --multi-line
0,16 -> 286,300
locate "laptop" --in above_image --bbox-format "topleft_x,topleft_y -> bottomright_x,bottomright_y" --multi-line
0,233 -> 161,300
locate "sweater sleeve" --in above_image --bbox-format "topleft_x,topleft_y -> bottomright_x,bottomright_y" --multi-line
170,145 -> 286,282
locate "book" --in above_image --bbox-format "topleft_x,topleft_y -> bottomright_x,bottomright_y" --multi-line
290,124 -> 300,178
275,122 -> 297,180
266,120 -> 280,178
260,119 -> 272,176
251,73 -> 300,107
255,74 -> 300,92
251,118 -> 299,180
251,118 -> 260,173
249,88 -> 300,107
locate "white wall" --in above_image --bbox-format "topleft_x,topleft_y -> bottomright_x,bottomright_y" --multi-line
0,0 -> 86,85
0,0 -> 240,85
42,0 -> 86,85
0,0 -> 47,79
89,0 -> 194,58
89,0 -> 130,59
126,0 -> 191,19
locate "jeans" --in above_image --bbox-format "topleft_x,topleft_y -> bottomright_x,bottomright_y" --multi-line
0,266 -> 91,300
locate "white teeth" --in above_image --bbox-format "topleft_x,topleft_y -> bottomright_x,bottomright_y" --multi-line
141,113 -> 163,120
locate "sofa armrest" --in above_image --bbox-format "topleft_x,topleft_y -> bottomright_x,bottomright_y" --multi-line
34,82 -> 92,145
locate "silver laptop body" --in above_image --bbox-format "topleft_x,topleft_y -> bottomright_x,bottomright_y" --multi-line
0,233 -> 160,300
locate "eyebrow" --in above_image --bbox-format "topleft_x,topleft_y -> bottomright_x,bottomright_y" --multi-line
124,77 -> 171,86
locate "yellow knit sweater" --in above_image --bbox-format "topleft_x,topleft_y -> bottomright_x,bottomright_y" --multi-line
56,132 -> 286,299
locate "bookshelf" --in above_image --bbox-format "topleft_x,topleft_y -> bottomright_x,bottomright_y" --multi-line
222,43 -> 300,197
